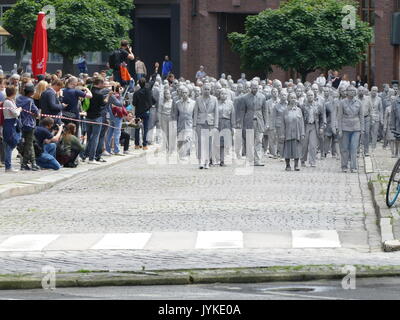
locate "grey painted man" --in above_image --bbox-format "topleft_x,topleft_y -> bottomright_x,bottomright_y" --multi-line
237,81 -> 268,166
358,86 -> 372,156
158,87 -> 174,154
193,83 -> 219,169
275,91 -> 289,158
369,86 -> 383,150
300,90 -> 321,167
263,87 -> 279,158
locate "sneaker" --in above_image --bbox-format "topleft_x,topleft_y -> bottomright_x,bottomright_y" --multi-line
204,163 -> 210,169
301,162 -> 307,167
135,146 -> 141,150
5,168 -> 19,173
220,162 -> 227,167
20,164 -> 31,171
342,168 -> 348,173
285,166 -> 292,171
114,152 -> 125,156
254,163 -> 265,167
88,160 -> 100,165
96,158 -> 107,163
102,151 -> 112,157
31,164 -> 40,171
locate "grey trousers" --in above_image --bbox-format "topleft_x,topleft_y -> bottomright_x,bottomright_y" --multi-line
246,121 -> 264,165
361,116 -> 371,154
370,121 -> 380,149
302,123 -> 318,165
262,129 -> 277,156
196,124 -> 214,165
147,107 -> 158,144
324,134 -> 339,157
276,126 -> 284,158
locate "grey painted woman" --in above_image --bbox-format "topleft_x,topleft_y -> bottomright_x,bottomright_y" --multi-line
280,93 -> 305,171
324,89 -> 340,159
337,86 -> 364,173
158,88 -> 174,153
215,89 -> 235,166
174,86 -> 195,161
358,86 -> 372,156
384,99 -> 397,157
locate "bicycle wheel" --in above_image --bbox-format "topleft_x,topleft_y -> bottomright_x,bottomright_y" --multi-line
386,159 -> 400,207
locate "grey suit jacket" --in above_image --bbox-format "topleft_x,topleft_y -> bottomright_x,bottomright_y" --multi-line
193,95 -> 219,128
241,92 -> 268,132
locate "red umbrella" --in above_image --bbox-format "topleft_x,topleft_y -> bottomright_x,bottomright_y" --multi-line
31,12 -> 48,78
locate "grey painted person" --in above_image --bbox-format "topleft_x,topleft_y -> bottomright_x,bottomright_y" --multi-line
337,86 -> 364,173
193,83 -> 219,169
280,93 -> 305,171
263,88 -> 279,158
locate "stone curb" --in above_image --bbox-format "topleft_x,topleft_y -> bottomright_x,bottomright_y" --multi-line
0,147 -> 157,202
1,265 -> 400,290
366,155 -> 398,252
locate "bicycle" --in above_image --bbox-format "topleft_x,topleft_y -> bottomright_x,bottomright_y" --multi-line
386,130 -> 400,207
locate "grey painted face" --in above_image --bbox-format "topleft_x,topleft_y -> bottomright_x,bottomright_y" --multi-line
220,89 -> 228,102
357,87 -> 364,97
371,86 -> 378,98
295,88 -> 303,97
203,84 -> 211,97
181,88 -> 189,101
289,93 -> 297,105
272,88 -> 279,99
280,92 -> 288,102
251,82 -> 259,95
164,89 -> 171,101
347,86 -> 357,98
307,91 -> 315,103
323,87 -> 330,98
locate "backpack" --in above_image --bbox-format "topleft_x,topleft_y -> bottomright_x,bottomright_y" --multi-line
0,101 -> 4,126
108,49 -> 121,70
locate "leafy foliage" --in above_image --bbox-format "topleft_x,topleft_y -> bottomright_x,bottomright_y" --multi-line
228,0 -> 373,79
2,0 -> 133,59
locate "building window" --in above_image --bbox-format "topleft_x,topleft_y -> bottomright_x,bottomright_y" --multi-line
359,0 -> 375,85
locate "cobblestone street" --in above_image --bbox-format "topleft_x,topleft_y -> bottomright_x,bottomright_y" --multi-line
0,148 -> 394,274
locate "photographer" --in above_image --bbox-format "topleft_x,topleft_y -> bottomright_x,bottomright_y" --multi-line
34,117 -> 63,170
62,76 -> 92,130
109,40 -> 135,86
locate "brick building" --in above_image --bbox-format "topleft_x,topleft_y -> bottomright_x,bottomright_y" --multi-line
134,0 -> 398,88
0,0 -> 398,88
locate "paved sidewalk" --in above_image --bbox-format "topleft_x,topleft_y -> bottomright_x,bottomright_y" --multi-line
369,142 -> 400,242
0,146 -> 155,202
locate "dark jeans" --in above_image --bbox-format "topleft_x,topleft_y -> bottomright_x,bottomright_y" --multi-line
84,117 -> 102,161
95,117 -> 109,160
36,143 -> 61,170
22,128 -> 35,166
57,149 -> 80,167
0,136 -> 4,163
120,130 -> 130,151
135,111 -> 150,147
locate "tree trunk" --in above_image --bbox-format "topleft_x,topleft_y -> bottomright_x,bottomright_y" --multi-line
301,72 -> 308,83
62,55 -> 74,75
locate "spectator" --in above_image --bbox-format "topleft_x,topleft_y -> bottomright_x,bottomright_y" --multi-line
62,76 -> 92,128
55,70 -> 62,79
17,83 -> 40,171
332,71 -> 342,89
356,75 -> 364,88
110,40 -> 135,85
162,56 -> 173,79
105,83 -> 126,156
77,55 -> 88,74
339,74 -> 350,90
82,77 -> 112,164
132,75 -> 157,150
135,57 -> 147,81
3,86 -> 22,173
34,117 -> 63,170
56,123 -> 85,168
32,80 -> 49,111
39,79 -> 65,123
196,66 -> 207,81
120,112 -> 139,155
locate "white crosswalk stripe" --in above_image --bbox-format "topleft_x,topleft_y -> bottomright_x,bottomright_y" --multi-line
0,230 -> 351,252
0,235 -> 60,252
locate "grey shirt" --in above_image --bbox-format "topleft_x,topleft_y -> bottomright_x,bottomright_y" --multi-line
338,98 -> 364,132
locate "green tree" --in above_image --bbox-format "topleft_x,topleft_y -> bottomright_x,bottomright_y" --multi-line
228,0 -> 373,82
2,0 -> 134,73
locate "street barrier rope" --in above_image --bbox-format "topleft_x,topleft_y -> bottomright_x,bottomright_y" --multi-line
0,106 -> 123,130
